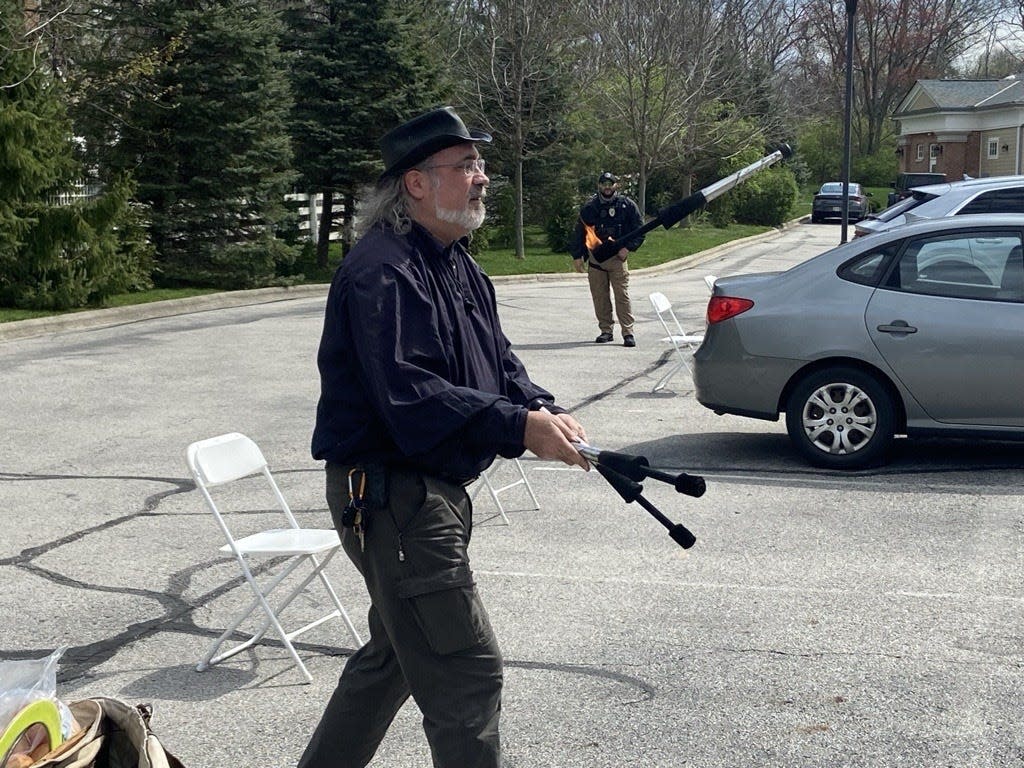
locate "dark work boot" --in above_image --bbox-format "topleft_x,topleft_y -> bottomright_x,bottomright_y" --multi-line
623,335 -> 636,348
595,332 -> 614,343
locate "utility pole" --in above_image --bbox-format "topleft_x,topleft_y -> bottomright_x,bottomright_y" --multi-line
840,0 -> 858,244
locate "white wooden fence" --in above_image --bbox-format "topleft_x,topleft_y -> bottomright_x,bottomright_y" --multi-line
47,182 -> 104,207
46,184 -> 338,243
286,192 -> 342,242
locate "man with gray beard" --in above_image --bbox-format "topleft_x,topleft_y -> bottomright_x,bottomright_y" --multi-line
299,107 -> 589,768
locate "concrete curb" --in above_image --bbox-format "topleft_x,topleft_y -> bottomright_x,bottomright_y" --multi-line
0,217 -> 807,342
0,284 -> 330,342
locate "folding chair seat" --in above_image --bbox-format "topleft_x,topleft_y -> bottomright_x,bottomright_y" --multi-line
648,291 -> 704,392
468,457 -> 540,525
186,432 -> 362,683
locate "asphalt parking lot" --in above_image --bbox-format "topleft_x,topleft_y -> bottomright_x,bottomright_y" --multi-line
2,221 -> 1021,767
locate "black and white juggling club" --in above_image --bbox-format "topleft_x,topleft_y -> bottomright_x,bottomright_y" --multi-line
590,144 -> 794,263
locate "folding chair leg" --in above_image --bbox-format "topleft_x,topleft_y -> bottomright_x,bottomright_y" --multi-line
199,594 -> 314,683
198,552 -> 358,684
313,561 -> 363,647
469,458 -> 542,524
483,472 -> 512,525
652,360 -> 686,392
198,558 -> 312,680
513,459 -> 540,511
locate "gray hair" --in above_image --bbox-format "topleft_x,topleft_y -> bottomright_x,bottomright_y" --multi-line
357,174 -> 413,236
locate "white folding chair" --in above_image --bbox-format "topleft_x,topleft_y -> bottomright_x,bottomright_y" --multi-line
186,432 -> 362,683
648,291 -> 704,392
468,458 -> 540,525
704,274 -> 718,292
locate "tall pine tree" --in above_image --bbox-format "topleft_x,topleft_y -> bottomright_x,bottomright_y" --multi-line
282,0 -> 443,265
0,0 -> 152,309
80,0 -> 299,288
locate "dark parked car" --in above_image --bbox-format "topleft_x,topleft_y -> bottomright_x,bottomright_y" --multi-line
811,182 -> 870,223
693,215 -> 1024,469
886,172 -> 946,206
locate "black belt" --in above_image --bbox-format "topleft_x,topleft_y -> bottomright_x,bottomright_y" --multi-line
327,461 -> 478,497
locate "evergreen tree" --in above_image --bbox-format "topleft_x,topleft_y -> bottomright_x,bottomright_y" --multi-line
282,0 -> 443,265
80,0 -> 299,288
0,0 -> 153,310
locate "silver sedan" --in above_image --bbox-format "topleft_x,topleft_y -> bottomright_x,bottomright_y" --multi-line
693,215 -> 1024,468
855,175 -> 1024,238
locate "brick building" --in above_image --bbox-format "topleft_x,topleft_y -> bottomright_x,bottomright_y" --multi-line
894,76 -> 1024,179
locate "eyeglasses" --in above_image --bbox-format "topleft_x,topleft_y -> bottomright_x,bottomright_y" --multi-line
420,158 -> 487,177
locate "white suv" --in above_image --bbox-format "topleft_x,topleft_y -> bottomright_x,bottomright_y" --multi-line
855,175 -> 1024,238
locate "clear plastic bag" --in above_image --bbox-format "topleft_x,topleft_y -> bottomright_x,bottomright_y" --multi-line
0,648 -> 74,766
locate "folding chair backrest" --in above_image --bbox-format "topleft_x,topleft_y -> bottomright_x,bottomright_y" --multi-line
649,290 -> 671,315
649,291 -> 684,338
187,432 -> 267,487
186,432 -> 300,545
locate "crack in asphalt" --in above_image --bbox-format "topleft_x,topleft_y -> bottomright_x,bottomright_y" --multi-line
1,469 -> 661,701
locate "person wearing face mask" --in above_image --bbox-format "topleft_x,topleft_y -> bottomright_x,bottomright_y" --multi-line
570,171 -> 645,347
299,106 -> 590,768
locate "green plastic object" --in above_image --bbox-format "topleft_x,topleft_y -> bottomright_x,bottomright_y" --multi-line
0,698 -> 63,766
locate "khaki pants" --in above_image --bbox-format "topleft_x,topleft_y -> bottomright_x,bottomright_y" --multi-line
587,257 -> 633,336
298,466 -> 502,768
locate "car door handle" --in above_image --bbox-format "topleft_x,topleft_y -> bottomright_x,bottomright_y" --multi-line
877,321 -> 918,334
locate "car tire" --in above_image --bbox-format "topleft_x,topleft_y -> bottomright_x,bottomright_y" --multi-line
785,367 -> 895,469
810,213 -> 821,223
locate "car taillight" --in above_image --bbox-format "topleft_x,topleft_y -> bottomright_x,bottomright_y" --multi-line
707,296 -> 754,324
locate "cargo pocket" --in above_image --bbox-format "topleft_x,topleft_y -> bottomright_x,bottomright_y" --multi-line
396,564 -> 492,655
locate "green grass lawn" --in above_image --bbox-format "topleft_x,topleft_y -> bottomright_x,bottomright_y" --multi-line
0,220 -> 780,323
473,221 -> 773,276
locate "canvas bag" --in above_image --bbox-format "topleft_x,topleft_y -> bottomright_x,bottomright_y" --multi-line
29,698 -> 184,768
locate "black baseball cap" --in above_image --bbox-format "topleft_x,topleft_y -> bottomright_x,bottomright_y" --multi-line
598,171 -> 618,184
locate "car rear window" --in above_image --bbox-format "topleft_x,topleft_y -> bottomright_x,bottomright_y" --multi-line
838,245 -> 897,286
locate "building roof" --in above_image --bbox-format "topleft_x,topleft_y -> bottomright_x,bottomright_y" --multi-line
896,76 -> 1024,116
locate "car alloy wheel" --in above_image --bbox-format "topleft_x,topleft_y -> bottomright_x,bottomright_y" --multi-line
785,366 -> 895,469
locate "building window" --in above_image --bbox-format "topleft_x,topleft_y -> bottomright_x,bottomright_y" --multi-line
916,144 -> 924,161
988,138 -> 999,159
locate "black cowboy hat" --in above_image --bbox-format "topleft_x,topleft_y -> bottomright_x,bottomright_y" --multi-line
379,106 -> 491,180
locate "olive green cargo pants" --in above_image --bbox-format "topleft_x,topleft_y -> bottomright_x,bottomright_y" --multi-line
587,257 -> 633,337
297,466 -> 502,768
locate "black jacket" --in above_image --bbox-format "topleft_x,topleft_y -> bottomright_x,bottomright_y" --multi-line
570,193 -> 645,263
312,222 -> 562,483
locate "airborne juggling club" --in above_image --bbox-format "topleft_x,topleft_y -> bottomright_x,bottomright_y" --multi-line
589,143 -> 795,264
